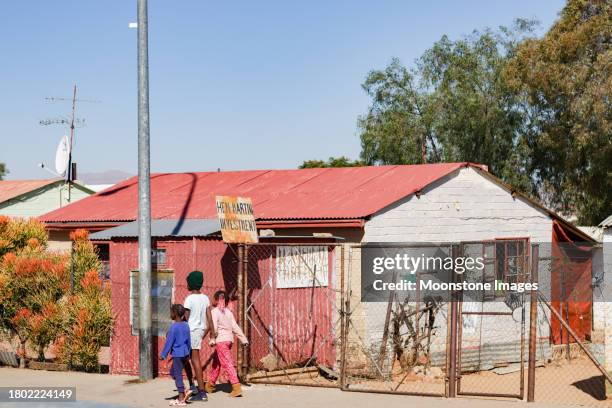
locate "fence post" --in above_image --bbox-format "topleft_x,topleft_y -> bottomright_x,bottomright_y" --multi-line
242,244 -> 250,378
447,244 -> 459,398
339,245 -> 347,388
341,245 -> 353,390
236,244 -> 245,379
527,244 -> 539,402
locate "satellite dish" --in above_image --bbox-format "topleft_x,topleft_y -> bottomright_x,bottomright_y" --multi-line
55,135 -> 71,177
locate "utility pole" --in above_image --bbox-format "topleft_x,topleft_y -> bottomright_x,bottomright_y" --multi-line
137,0 -> 153,381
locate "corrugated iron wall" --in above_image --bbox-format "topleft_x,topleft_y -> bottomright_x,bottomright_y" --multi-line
109,239 -> 339,377
246,244 -> 338,371
109,238 -> 238,376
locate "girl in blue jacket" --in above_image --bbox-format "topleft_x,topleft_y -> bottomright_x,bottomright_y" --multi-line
160,304 -> 192,405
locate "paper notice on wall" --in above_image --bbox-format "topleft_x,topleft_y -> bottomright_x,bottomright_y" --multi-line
275,245 -> 329,288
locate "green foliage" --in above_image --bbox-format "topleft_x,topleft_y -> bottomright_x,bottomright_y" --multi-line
505,0 -> 611,224
0,217 -> 48,258
0,219 -> 112,370
350,3 -> 610,223
0,163 -> 6,180
357,20 -> 538,195
299,156 -> 364,168
70,229 -> 101,292
359,59 -> 433,165
419,22 -> 537,194
58,270 -> 113,372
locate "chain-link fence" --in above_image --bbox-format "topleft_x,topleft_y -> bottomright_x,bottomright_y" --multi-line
341,244 -> 448,396
524,244 -> 611,406
109,238 -> 238,377
244,243 -> 343,387
105,238 -> 610,405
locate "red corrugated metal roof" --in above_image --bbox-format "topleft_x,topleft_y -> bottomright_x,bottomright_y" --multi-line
40,163 -> 473,223
0,179 -> 60,204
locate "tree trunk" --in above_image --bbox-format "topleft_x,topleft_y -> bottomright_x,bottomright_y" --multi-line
19,340 -> 26,368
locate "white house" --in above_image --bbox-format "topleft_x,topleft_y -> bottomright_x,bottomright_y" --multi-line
0,179 -> 94,251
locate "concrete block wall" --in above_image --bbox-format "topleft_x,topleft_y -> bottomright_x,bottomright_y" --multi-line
357,166 -> 554,368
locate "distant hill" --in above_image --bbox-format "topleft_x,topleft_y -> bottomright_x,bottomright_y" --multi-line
79,170 -> 133,185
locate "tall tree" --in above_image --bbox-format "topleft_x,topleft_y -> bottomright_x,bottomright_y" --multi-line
505,0 -> 611,224
299,156 -> 364,169
359,58 -> 435,165
358,21 -> 537,193
0,163 -> 6,180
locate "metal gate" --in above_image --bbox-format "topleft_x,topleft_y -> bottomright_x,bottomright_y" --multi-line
234,241 -> 611,405
341,244 -> 449,396
455,241 -> 530,399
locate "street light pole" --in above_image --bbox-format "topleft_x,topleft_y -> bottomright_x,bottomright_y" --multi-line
137,0 -> 153,381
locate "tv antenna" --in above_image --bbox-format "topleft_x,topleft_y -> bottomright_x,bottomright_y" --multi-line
39,84 -> 99,183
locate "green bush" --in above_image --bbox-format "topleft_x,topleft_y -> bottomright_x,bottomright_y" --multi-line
70,229 -> 101,292
0,220 -> 113,370
57,270 -> 113,372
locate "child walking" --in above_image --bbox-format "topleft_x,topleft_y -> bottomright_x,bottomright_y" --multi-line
183,270 -> 214,401
160,304 -> 193,406
205,290 -> 248,397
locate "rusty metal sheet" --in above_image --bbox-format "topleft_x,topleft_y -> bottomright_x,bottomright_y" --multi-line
216,196 -> 258,244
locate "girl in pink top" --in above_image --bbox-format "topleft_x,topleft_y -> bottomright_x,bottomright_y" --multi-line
206,290 -> 248,397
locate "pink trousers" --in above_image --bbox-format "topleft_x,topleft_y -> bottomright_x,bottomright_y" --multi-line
208,341 -> 239,385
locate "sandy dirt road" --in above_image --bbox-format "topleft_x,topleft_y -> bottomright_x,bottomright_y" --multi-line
0,367 -> 597,408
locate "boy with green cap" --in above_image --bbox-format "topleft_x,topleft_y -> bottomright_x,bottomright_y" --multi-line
183,270 -> 215,401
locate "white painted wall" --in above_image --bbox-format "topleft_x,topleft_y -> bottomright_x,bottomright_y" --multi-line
592,246 -> 605,332
359,167 -> 554,368
603,228 -> 612,372
364,166 -> 552,243
0,182 -> 92,218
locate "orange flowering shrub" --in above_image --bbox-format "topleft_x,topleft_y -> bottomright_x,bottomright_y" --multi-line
0,218 -> 112,371
0,215 -> 10,228
57,271 -> 112,372
0,250 -> 68,365
70,230 -> 100,292
29,301 -> 64,361
69,229 -> 89,242
0,217 -> 47,257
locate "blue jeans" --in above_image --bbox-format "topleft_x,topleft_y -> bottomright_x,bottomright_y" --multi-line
171,356 -> 189,393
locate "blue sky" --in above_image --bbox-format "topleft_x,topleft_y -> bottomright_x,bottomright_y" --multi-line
1,0 -> 565,180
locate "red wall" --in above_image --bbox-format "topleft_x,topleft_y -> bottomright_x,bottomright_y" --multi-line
109,238 -> 336,376
109,238 -> 237,376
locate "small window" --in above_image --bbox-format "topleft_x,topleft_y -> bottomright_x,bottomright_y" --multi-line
130,270 -> 174,336
495,239 -> 528,284
94,243 -> 111,280
152,248 -> 166,265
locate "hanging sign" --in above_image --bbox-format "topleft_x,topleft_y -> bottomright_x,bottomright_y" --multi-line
215,196 -> 259,243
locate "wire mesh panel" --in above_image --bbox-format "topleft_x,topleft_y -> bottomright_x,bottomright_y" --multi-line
528,310 -> 610,406
342,244 -> 448,396
108,238 -> 238,377
103,237 -> 610,405
529,244 -> 611,407
245,243 -> 343,387
456,241 -> 529,399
